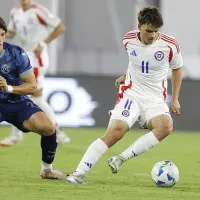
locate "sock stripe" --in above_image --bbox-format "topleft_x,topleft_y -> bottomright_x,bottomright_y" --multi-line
84,162 -> 92,168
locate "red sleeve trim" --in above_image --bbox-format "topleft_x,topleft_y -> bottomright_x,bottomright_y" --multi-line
161,34 -> 180,53
36,14 -> 47,26
168,45 -> 173,62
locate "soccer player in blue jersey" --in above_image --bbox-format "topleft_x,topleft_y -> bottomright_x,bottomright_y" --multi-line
0,17 -> 66,180
0,0 -> 70,146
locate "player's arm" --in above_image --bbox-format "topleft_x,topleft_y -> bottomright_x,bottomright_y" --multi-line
169,42 -> 183,115
7,9 -> 17,39
34,6 -> 66,57
43,23 -> 65,45
0,71 -> 37,95
115,73 -> 126,88
6,30 -> 16,39
34,22 -> 65,58
170,67 -> 182,115
12,72 -> 37,95
171,67 -> 182,101
5,48 -> 37,95
115,31 -> 137,88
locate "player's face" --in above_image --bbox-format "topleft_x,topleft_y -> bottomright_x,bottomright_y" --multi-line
138,24 -> 159,45
0,29 -> 6,49
20,0 -> 31,9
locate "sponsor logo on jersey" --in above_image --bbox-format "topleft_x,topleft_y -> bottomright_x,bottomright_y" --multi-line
130,50 -> 137,56
1,64 -> 11,74
154,51 -> 164,61
122,110 -> 130,117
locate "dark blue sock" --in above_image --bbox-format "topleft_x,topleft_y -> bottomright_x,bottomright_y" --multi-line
41,131 -> 57,164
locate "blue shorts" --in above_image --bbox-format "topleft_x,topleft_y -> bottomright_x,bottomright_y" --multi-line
0,99 -> 43,132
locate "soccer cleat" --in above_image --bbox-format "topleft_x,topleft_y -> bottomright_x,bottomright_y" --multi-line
0,133 -> 24,147
40,168 -> 68,180
108,156 -> 126,174
56,130 -> 71,144
66,174 -> 85,184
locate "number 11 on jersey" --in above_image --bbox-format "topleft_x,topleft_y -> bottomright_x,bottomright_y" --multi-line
142,61 -> 149,73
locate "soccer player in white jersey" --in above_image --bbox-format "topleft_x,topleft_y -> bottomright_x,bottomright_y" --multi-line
0,0 -> 70,146
67,6 -> 183,184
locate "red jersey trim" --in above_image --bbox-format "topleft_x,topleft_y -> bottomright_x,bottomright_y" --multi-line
33,68 -> 39,82
167,45 -> 173,62
123,32 -> 137,40
161,34 -> 180,53
38,56 -> 44,67
162,80 -> 167,100
36,14 -> 47,26
118,81 -> 132,99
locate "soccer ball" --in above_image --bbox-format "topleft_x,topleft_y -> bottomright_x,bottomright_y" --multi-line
151,160 -> 179,187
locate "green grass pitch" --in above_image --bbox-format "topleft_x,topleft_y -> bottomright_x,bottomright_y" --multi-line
0,126 -> 200,200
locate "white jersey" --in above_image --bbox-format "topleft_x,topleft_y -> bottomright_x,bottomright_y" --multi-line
121,30 -> 183,105
7,2 -> 61,67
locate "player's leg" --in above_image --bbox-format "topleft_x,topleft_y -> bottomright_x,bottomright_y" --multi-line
67,96 -> 140,184
0,125 -> 24,146
23,111 -> 67,179
32,73 -> 70,144
0,91 -> 70,146
108,103 -> 172,173
8,99 -> 67,180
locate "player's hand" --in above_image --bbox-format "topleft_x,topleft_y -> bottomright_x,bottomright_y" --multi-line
170,99 -> 180,116
34,44 -> 43,58
115,74 -> 126,88
0,76 -> 8,91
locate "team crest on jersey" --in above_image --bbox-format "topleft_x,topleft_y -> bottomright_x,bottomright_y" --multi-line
154,51 -> 164,61
122,110 -> 130,117
1,64 -> 11,74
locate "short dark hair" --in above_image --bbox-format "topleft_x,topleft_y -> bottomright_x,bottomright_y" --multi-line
0,17 -> 7,32
138,6 -> 163,28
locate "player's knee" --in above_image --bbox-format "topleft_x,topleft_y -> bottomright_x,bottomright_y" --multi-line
112,126 -> 126,141
43,123 -> 55,136
36,121 -> 55,136
160,120 -> 173,136
102,126 -> 127,147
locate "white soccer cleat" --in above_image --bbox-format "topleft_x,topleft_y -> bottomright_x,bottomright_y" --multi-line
40,168 -> 68,180
66,173 -> 85,184
108,156 -> 126,174
0,133 -> 24,147
56,130 -> 71,144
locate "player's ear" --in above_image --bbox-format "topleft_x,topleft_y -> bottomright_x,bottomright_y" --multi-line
138,24 -> 141,31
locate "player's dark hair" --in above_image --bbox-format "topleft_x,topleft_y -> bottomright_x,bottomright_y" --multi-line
0,17 -> 7,32
138,6 -> 163,28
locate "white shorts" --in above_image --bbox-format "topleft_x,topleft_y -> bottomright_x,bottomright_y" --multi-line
110,94 -> 171,129
27,51 -> 49,90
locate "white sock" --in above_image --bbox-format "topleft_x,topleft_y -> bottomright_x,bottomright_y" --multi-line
31,96 -> 56,124
11,126 -> 22,137
119,131 -> 159,160
42,161 -> 52,170
74,138 -> 108,175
